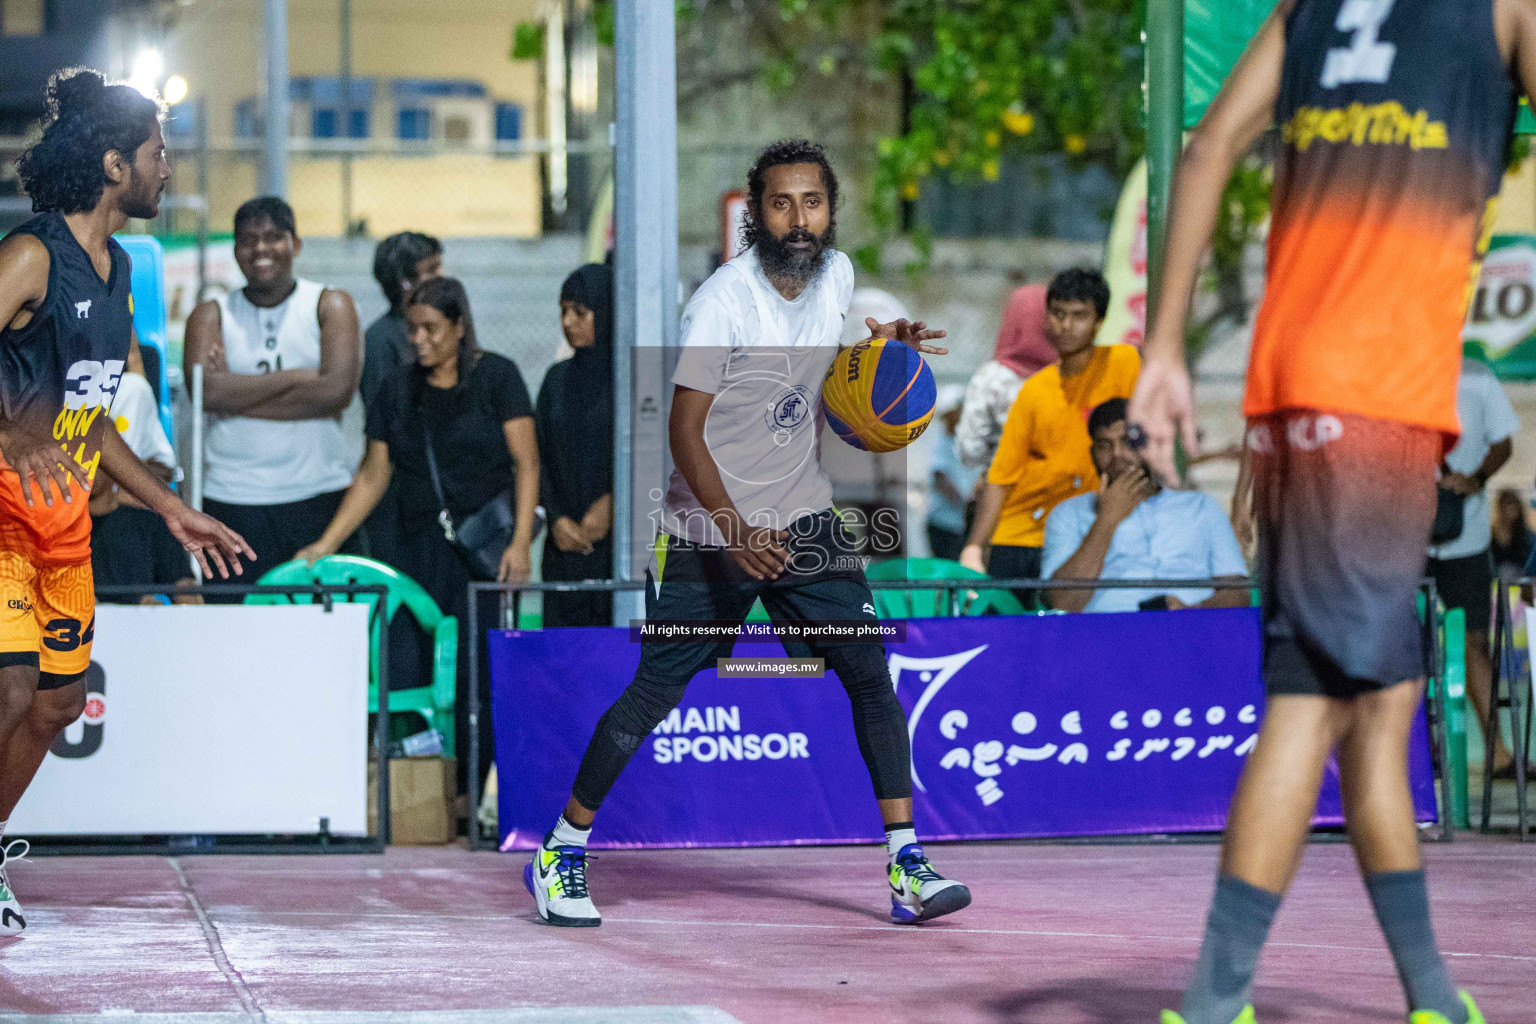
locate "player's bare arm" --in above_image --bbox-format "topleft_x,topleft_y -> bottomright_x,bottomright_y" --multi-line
96,424 -> 253,579
295,439 -> 394,565
237,287 -> 363,421
958,481 -> 1008,574
669,384 -> 788,580
1129,1 -> 1293,486
498,416 -> 541,585
0,233 -> 92,506
183,298 -> 311,416
1497,0 -> 1536,96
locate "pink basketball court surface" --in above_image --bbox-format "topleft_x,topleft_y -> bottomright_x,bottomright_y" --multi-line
1,838 -> 1532,1023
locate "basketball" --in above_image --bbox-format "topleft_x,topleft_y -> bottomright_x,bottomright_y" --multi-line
821,337 -> 937,453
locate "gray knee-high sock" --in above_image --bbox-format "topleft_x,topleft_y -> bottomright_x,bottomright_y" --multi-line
1364,870 -> 1465,1023
1180,875 -> 1281,1024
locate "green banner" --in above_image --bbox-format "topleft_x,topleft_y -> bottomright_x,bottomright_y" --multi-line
1184,0 -> 1278,128
1464,234 -> 1536,380
1185,2 -> 1536,132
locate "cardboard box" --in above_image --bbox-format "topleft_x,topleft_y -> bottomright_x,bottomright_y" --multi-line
367,757 -> 456,845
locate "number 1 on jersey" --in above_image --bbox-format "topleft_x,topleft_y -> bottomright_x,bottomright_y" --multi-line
1322,0 -> 1398,88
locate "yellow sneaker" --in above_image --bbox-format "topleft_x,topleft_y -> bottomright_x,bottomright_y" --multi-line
1409,991 -> 1485,1024
1160,1008 -> 1256,1024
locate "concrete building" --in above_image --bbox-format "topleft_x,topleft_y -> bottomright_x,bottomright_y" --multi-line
161,0 -> 547,238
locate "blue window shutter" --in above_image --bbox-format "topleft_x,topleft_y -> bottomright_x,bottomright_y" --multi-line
397,108 -> 430,140
494,103 -> 522,142
312,108 -> 338,139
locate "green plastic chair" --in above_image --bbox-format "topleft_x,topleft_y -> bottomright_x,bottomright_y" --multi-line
864,557 -> 1027,618
246,555 -> 458,757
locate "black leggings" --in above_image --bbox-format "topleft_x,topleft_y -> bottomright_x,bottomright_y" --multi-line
571,642 -> 912,810
570,515 -> 914,811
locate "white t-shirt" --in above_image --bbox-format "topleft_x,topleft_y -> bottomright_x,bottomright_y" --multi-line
1430,359 -> 1519,561
109,371 -> 176,471
664,247 -> 855,545
204,280 -> 360,505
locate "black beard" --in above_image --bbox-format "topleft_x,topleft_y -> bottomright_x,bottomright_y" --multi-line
121,179 -> 162,221
756,222 -> 835,290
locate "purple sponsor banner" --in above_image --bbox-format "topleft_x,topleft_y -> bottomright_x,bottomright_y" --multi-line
490,609 -> 1438,850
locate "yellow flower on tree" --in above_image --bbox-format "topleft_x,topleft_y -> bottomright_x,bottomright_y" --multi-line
1064,134 -> 1088,155
901,181 -> 920,201
1003,108 -> 1035,136
982,158 -> 1001,181
984,130 -> 1000,148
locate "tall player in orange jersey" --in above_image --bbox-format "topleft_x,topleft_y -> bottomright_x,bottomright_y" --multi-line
0,69 -> 253,932
1132,2 -> 1536,1023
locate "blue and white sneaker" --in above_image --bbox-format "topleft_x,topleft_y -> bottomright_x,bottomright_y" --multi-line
0,839 -> 29,933
524,837 -> 601,928
888,843 -> 970,924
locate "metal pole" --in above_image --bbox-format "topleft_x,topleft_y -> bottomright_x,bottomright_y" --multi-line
195,95 -> 210,302
1144,0 -> 1184,324
190,362 -> 205,515
339,0 -> 354,233
262,0 -> 290,198
546,1 -> 568,218
612,0 -> 679,625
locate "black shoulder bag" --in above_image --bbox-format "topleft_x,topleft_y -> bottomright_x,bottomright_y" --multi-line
421,416 -> 524,581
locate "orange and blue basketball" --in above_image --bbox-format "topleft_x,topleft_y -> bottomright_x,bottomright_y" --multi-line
821,337 -> 936,453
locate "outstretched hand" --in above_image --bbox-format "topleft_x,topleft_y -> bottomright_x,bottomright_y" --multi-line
164,505 -> 256,580
866,316 -> 948,355
1126,354 -> 1198,488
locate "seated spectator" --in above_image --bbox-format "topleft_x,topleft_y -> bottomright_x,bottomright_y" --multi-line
1042,399 -> 1248,613
960,268 -> 1138,594
954,278 -> 1057,470
90,338 -> 198,604
1491,488 -> 1531,580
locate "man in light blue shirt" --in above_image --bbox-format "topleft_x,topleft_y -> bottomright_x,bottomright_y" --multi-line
1043,399 -> 1248,613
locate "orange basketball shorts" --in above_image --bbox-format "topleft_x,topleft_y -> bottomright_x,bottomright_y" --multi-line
0,548 -> 95,690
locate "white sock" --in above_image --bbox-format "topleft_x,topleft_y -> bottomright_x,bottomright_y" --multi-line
884,824 -> 917,859
548,814 -> 591,849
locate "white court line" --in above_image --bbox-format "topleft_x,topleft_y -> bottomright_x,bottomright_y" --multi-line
148,908 -> 1535,965
169,858 -> 266,1023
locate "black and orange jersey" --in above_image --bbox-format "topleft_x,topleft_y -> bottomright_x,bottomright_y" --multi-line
1247,0 -> 1517,438
0,213 -> 132,565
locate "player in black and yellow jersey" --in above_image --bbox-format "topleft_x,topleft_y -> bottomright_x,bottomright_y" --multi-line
0,69 -> 253,932
1132,1 -> 1536,1022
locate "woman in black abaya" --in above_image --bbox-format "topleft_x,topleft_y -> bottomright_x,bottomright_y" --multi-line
536,264 -> 615,627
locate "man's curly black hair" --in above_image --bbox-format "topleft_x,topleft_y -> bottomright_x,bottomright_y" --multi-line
16,67 -> 165,215
739,139 -> 840,252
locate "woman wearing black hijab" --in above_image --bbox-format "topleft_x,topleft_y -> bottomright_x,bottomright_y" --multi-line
536,264 -> 615,626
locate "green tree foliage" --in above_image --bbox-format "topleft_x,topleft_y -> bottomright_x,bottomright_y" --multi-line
520,0 -> 1271,333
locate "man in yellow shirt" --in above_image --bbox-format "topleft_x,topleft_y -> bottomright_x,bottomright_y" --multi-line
960,269 -> 1139,596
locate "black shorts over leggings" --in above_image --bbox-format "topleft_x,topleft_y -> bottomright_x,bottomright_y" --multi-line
570,510 -> 912,811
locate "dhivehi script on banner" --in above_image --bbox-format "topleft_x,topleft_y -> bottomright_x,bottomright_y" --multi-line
1464,234 -> 1536,379
490,610 -> 1437,849
11,604 -> 370,837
